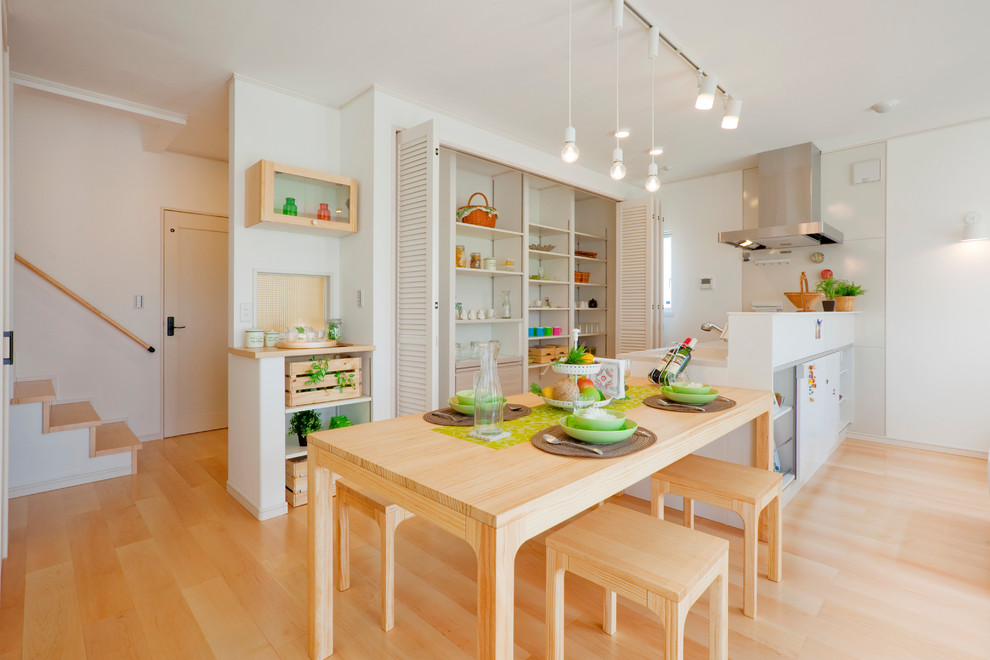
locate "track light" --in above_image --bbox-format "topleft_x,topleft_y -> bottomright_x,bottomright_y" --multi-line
645,162 -> 660,192
561,126 -> 579,163
722,96 -> 742,129
609,147 -> 626,180
695,73 -> 718,110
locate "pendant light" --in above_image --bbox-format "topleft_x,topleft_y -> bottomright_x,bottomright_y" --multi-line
560,0 -> 579,163
644,26 -> 661,193
609,0 -> 626,181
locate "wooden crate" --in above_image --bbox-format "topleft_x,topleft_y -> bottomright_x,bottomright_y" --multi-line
285,356 -> 362,407
286,487 -> 308,507
286,474 -> 307,494
285,456 -> 307,478
529,346 -> 556,364
547,344 -> 568,360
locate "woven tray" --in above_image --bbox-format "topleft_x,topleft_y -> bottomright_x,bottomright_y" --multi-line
531,425 -> 657,458
642,394 -> 736,414
423,404 -> 531,427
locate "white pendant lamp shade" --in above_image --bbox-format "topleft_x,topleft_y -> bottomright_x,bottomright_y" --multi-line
962,212 -> 989,241
696,74 -> 718,110
561,125 -> 579,163
609,146 -> 626,180
645,162 -> 661,192
722,97 -> 743,129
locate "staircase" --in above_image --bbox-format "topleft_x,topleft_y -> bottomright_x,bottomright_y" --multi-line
10,379 -> 142,497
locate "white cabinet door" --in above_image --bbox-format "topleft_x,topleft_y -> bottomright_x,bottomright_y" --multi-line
395,121 -> 439,415
797,352 -> 841,481
615,198 -> 660,352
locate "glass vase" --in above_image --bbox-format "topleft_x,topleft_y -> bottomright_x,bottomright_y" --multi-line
473,341 -> 504,439
501,290 -> 511,318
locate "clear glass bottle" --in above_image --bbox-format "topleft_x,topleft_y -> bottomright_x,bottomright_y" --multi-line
501,290 -> 511,318
473,341 -> 504,439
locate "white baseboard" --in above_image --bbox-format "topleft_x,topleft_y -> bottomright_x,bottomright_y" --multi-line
138,432 -> 163,443
845,432 -> 988,459
226,482 -> 288,521
10,465 -> 133,498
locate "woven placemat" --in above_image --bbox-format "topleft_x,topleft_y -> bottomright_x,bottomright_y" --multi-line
423,404 -> 531,427
531,425 -> 657,458
642,395 -> 736,414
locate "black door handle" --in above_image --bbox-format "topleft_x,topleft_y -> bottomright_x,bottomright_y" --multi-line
167,317 -> 187,336
3,330 -> 12,365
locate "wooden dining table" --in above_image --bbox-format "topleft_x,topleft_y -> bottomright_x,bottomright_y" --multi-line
307,379 -> 774,659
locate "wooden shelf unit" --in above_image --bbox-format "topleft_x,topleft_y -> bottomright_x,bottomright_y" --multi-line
245,159 -> 358,236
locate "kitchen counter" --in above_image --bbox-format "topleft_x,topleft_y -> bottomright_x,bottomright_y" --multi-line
228,343 -> 375,359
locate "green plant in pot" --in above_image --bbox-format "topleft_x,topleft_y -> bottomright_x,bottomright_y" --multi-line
815,277 -> 841,311
834,280 -> 866,312
288,409 -> 322,447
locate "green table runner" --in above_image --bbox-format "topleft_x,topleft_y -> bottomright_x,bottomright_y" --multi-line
433,385 -> 659,449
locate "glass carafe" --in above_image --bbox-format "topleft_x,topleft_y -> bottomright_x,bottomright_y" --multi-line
501,290 -> 512,318
473,340 -> 504,439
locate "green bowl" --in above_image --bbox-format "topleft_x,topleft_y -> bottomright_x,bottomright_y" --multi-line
448,397 -> 474,415
660,386 -> 719,405
455,389 -> 476,405
568,409 -> 626,431
670,382 -> 712,395
559,416 -> 638,444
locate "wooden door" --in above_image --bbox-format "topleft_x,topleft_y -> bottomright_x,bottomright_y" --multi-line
163,210 -> 228,437
395,121 -> 439,415
615,198 -> 660,353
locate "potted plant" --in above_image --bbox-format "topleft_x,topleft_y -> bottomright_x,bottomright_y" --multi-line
288,409 -> 322,447
834,280 -> 866,312
815,276 -> 841,312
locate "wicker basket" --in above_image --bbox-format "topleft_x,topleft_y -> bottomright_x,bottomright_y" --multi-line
784,272 -> 824,312
457,192 -> 499,228
574,271 -> 590,283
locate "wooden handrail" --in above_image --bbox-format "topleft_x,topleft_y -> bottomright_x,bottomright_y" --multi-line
15,253 -> 156,353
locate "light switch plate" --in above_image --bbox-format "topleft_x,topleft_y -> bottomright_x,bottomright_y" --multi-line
239,303 -> 251,323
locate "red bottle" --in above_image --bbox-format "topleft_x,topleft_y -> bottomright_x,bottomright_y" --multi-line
317,203 -> 331,220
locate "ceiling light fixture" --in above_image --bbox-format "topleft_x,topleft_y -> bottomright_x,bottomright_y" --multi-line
695,72 -> 718,110
648,146 -> 664,156
614,129 -> 630,139
721,95 -> 742,129
962,212 -> 989,241
560,0 -> 579,163
609,0 -> 626,181
645,26 -> 661,193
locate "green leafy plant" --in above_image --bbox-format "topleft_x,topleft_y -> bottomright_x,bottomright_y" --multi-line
334,371 -> 355,391
327,320 -> 341,341
328,415 -> 352,429
834,281 -> 866,297
814,277 -> 841,300
288,409 -> 322,438
305,357 -> 332,385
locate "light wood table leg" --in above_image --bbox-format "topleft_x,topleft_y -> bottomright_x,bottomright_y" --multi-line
308,450 -> 334,659
755,407 -> 774,544
469,519 -> 522,660
767,495 -> 783,583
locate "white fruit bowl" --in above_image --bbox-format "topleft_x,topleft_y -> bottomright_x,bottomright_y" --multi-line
540,396 -> 613,410
550,362 -> 602,376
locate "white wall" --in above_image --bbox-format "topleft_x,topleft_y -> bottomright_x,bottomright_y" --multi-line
886,119 -> 990,453
337,87 -> 640,419
12,88 -> 227,439
659,171 -> 744,344
228,77 -> 342,346
742,143 -> 887,437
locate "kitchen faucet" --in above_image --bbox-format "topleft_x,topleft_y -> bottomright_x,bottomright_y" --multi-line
700,321 -> 725,334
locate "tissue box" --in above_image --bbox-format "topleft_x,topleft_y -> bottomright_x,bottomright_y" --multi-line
591,357 -> 629,400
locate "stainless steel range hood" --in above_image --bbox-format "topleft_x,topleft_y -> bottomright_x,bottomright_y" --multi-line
719,143 -> 843,249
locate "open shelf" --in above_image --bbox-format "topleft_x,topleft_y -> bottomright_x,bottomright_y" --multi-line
528,279 -> 570,285
528,251 -> 570,260
529,307 -> 571,311
573,230 -> 607,241
529,335 -> 566,342
781,472 -> 795,490
529,223 -> 570,237
574,255 -> 606,263
456,318 -> 522,325
575,282 -> 607,288
773,404 -> 793,420
575,307 -> 607,311
456,267 -> 524,277
285,396 -> 372,415
455,223 -> 524,240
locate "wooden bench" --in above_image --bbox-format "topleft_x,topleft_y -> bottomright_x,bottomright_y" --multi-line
546,503 -> 729,660
334,480 -> 414,632
651,454 -> 782,618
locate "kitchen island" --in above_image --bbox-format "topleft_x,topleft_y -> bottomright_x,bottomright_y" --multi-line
306,379 -> 774,659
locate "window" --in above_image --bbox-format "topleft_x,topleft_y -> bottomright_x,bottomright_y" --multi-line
662,231 -> 672,312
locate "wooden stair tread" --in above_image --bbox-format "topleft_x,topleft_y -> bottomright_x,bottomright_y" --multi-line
655,453 -> 781,502
93,422 -> 142,456
11,379 -> 56,405
48,401 -> 102,432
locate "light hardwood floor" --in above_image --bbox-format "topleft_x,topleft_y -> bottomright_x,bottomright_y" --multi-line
2,432 -> 989,659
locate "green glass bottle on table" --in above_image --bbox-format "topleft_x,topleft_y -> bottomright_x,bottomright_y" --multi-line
649,337 -> 697,386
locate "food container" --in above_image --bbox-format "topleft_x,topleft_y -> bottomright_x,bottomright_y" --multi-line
483,257 -> 497,271
244,328 -> 264,348
470,252 -> 482,268
455,245 -> 466,268
264,330 -> 279,347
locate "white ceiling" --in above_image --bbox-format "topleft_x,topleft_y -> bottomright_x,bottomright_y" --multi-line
10,0 -> 990,182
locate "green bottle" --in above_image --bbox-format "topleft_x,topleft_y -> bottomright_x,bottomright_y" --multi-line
282,197 -> 298,216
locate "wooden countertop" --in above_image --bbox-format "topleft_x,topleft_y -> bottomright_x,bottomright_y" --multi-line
228,343 -> 375,359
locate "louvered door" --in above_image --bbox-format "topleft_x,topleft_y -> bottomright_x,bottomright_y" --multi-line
395,121 -> 439,415
615,198 -> 660,353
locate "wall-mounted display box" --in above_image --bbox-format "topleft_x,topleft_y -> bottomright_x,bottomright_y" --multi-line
245,159 -> 358,236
